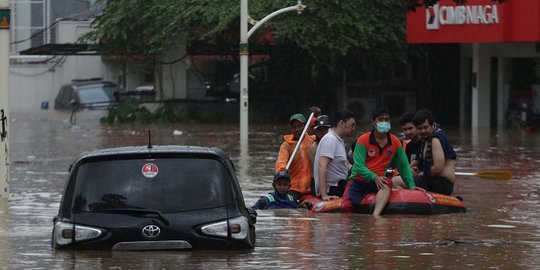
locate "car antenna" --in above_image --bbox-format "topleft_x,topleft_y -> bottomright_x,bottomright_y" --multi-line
147,130 -> 153,149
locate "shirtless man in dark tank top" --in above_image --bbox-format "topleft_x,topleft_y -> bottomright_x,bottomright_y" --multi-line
409,109 -> 456,196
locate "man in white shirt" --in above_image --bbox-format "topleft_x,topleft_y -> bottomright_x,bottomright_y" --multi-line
314,110 -> 357,200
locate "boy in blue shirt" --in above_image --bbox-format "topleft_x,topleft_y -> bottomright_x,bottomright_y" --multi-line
251,171 -> 298,210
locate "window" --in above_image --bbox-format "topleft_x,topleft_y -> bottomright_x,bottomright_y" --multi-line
76,85 -> 118,104
70,157 -> 235,213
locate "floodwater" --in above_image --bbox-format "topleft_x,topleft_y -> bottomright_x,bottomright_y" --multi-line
1,110 -> 540,269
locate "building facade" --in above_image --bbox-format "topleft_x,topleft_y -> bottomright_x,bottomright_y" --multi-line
407,0 -> 540,129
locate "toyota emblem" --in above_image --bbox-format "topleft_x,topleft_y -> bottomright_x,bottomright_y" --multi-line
142,225 -> 161,238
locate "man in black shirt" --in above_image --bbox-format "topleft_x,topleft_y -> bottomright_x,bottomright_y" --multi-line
399,112 -> 421,163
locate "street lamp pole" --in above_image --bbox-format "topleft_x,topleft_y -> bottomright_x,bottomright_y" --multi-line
239,0 -> 249,143
0,0 -> 10,199
239,0 -> 305,143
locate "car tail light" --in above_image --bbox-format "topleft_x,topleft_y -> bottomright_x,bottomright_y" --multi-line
201,216 -> 249,240
53,221 -> 102,246
201,221 -> 228,237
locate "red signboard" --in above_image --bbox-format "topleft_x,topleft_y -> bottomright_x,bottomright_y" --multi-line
407,0 -> 540,43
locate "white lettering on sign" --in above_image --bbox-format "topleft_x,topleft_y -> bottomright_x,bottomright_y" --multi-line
426,4 -> 499,30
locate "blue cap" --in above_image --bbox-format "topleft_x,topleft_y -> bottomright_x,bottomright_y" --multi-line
273,171 -> 291,182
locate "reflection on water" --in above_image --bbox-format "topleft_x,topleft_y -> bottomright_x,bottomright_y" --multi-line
3,111 -> 540,269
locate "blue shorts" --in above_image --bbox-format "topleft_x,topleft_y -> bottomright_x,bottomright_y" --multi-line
348,180 -> 379,207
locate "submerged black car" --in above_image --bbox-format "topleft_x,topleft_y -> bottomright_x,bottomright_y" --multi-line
54,78 -> 120,110
52,145 -> 256,250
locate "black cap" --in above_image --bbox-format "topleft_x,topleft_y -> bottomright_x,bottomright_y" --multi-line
273,171 -> 291,182
315,115 -> 331,129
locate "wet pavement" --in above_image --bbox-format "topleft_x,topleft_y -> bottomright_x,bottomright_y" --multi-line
1,110 -> 540,269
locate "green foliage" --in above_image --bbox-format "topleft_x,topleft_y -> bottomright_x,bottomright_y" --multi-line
101,98 -> 155,124
83,1 -> 400,65
83,0 -> 510,68
153,102 -> 183,123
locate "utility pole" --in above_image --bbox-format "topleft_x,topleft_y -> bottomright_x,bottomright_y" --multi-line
239,0 -> 305,143
0,0 -> 10,199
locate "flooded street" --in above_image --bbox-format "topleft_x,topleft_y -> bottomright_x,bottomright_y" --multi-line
2,110 -> 540,269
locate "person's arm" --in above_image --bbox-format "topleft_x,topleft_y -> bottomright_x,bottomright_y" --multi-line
392,147 -> 416,189
275,142 -> 291,173
410,150 -> 421,176
349,142 -> 377,181
318,156 -> 336,200
251,198 -> 267,210
430,138 -> 445,176
307,144 -> 317,177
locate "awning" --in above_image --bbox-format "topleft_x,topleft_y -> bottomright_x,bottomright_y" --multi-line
19,43 -> 98,55
19,43 -> 272,58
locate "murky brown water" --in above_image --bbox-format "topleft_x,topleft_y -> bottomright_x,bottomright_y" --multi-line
1,110 -> 539,269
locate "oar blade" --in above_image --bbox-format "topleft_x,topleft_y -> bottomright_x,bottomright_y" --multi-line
474,171 -> 512,180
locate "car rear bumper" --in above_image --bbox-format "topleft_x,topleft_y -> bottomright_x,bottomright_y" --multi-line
112,240 -> 192,251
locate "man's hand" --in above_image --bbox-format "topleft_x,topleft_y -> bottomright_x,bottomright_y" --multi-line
411,166 -> 422,177
375,176 -> 390,190
299,201 -> 313,209
309,106 -> 322,117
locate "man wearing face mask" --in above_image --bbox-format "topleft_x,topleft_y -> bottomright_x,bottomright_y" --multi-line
346,107 -> 418,217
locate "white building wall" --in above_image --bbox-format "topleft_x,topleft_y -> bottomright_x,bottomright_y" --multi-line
160,40 -> 187,100
9,55 -> 107,111
9,19 -> 113,111
56,20 -> 92,43
10,20 -> 189,110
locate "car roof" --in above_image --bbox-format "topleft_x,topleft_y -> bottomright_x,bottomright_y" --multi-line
77,81 -> 117,86
63,79 -> 118,89
135,85 -> 154,91
72,145 -> 229,164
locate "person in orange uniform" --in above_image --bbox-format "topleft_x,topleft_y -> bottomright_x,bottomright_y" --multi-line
275,110 -> 318,200
347,108 -> 418,217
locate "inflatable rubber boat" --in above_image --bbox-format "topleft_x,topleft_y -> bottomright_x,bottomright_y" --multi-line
301,189 -> 466,215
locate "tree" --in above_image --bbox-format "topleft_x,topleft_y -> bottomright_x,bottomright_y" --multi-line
83,0 -> 510,62
82,0 -> 511,122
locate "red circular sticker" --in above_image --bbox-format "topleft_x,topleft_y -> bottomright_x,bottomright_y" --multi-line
141,163 -> 159,178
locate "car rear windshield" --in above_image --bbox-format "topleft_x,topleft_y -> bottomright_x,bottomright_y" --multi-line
77,85 -> 117,104
70,157 -> 235,213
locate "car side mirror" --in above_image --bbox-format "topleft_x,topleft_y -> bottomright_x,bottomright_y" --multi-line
247,207 -> 257,224
69,99 -> 78,107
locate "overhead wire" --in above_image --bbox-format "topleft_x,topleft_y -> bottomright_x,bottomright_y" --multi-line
9,56 -> 66,76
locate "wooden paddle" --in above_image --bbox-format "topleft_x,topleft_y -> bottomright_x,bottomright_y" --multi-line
455,171 -> 512,180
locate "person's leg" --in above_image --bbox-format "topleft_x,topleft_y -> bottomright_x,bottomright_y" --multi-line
428,176 -> 454,195
341,180 -> 354,212
349,180 -> 381,215
373,185 -> 391,217
328,179 -> 348,197
414,176 -> 427,189
310,177 -> 316,196
348,180 -> 370,207
391,176 -> 407,189
328,186 -> 339,196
